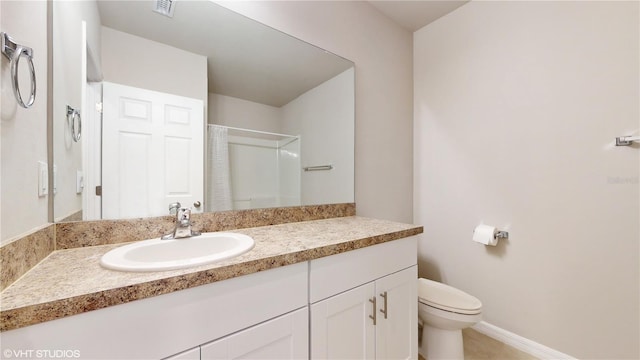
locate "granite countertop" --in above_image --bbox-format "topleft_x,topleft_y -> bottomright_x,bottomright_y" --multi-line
0,216 -> 422,332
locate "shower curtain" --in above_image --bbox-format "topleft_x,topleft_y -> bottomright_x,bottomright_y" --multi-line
207,125 -> 233,211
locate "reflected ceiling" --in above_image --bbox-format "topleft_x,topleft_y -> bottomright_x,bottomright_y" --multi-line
97,1 -> 352,106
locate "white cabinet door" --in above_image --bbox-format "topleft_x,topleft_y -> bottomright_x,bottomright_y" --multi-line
164,347 -> 200,360
102,82 -> 204,219
201,308 -> 308,360
310,266 -> 418,360
310,282 -> 376,359
375,266 -> 418,360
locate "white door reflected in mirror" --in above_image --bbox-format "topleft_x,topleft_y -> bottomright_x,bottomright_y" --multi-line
102,82 -> 204,219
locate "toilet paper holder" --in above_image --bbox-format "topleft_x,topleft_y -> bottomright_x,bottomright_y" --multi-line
472,224 -> 509,246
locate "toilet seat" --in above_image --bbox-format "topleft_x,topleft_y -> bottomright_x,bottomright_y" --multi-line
418,278 -> 482,315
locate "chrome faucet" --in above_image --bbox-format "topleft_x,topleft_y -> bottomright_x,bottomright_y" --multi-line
162,202 -> 201,240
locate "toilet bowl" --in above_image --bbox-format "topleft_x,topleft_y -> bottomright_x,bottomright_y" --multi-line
418,278 -> 482,360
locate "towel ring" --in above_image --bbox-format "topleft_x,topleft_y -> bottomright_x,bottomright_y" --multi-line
2,32 -> 36,109
67,105 -> 81,142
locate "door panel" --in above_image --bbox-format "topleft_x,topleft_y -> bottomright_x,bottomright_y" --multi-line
311,283 -> 376,359
201,308 -> 308,360
102,82 -> 203,219
375,266 -> 418,360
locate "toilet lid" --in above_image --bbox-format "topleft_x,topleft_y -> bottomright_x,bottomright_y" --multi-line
418,278 -> 482,315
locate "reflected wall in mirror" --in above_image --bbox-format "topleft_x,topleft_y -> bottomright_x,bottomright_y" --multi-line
53,0 -> 354,222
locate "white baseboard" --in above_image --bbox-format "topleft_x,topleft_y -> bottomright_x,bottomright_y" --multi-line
472,321 -> 576,360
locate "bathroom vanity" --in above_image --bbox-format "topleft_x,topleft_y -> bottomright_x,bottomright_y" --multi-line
0,217 -> 421,359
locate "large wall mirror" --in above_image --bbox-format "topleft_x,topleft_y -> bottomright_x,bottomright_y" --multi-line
52,0 -> 354,222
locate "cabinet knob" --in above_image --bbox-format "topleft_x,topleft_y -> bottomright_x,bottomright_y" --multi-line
193,201 -> 201,208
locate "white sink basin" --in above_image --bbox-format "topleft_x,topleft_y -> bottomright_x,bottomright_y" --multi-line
100,232 -> 255,272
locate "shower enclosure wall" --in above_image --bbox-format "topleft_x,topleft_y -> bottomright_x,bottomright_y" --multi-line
207,125 -> 300,211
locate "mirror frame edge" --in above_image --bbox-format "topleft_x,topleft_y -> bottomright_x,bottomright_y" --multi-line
47,0 -> 54,224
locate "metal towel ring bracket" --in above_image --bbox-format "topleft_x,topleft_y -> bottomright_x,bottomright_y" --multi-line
1,32 -> 36,109
67,106 -> 81,142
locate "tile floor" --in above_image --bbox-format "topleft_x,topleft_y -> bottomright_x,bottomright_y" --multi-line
461,328 -> 539,360
418,328 -> 539,360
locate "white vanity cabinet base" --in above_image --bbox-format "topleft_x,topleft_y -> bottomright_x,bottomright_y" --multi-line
310,237 -> 418,360
200,308 -> 308,359
1,262 -> 307,360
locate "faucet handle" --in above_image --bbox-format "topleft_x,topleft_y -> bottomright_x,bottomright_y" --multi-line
178,207 -> 192,222
168,202 -> 181,215
179,206 -> 191,216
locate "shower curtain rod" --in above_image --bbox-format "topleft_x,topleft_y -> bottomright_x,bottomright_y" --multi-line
209,124 -> 298,139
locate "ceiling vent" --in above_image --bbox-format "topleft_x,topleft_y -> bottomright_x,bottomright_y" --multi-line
153,0 -> 175,18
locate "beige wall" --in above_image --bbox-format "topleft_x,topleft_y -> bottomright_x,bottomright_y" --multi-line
52,0 -> 102,222
217,1 -> 414,223
414,1 -> 639,358
1,1 -> 49,243
208,93 -> 281,132
282,68 -> 355,206
101,27 -> 207,109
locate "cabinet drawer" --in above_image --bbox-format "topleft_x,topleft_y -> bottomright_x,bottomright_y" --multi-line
309,237 -> 417,303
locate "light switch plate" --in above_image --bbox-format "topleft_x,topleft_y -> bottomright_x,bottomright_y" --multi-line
53,164 -> 58,194
38,161 -> 48,197
76,170 -> 84,194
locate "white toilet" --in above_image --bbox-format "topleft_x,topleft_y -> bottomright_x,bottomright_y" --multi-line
418,278 -> 482,360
